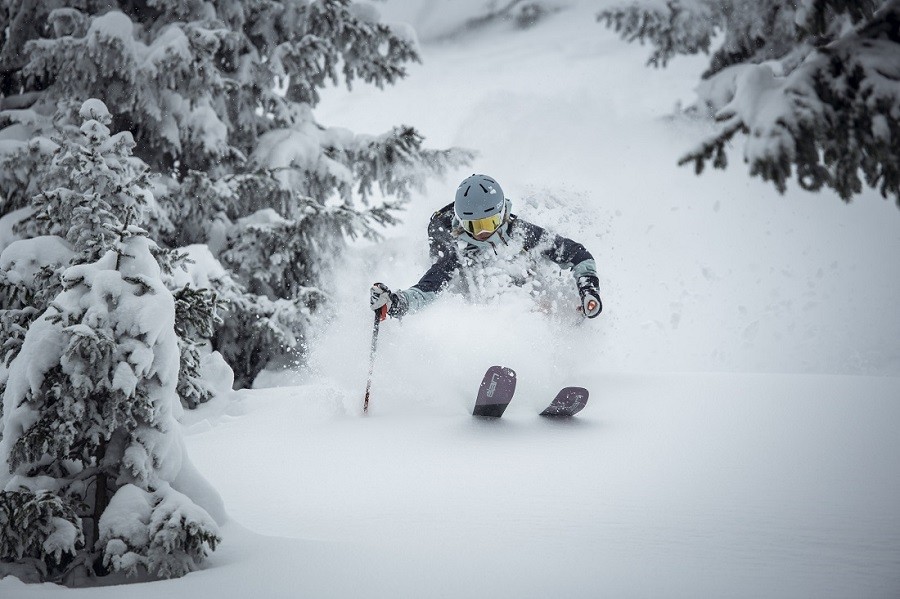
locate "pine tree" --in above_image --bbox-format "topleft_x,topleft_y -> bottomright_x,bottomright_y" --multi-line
170,283 -> 224,409
0,97 -> 218,407
1,1 -> 473,386
0,100 -> 220,583
599,0 -> 900,205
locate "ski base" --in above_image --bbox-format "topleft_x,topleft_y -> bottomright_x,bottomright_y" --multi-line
540,387 -> 589,417
473,366 -> 517,418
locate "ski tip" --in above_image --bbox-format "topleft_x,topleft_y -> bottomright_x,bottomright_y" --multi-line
539,387 -> 589,417
487,365 -> 516,378
474,366 -> 517,417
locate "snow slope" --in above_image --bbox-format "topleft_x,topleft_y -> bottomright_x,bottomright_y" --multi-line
5,373 -> 899,598
3,1 -> 899,597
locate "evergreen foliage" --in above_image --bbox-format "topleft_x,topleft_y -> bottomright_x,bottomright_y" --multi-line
99,483 -> 220,578
1,0 -> 473,387
599,0 -> 900,205
0,241 -> 70,369
0,489 -> 84,580
0,101 -> 220,583
172,284 -> 224,409
28,100 -> 154,263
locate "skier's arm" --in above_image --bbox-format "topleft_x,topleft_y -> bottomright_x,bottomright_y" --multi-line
518,220 -> 598,280
379,205 -> 460,318
518,219 -> 602,317
427,202 -> 456,261
397,251 -> 459,314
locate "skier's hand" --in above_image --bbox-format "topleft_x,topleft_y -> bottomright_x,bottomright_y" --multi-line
370,282 -> 394,312
370,283 -> 409,319
577,275 -> 602,319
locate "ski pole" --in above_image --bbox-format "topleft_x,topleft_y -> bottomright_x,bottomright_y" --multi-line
363,307 -> 384,414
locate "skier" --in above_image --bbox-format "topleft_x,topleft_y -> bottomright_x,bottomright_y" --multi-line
369,173 -> 602,320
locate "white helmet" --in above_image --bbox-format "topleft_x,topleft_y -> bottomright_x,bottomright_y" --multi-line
454,174 -> 506,241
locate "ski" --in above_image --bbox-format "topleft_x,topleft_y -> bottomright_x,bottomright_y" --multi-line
539,387 -> 589,417
472,366 -> 517,417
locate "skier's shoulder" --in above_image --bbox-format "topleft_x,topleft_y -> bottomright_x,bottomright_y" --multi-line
428,202 -> 457,260
509,213 -> 534,230
509,216 -> 591,261
509,214 -> 546,245
429,201 -> 456,228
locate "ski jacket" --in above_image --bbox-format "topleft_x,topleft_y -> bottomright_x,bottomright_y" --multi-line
398,201 -> 598,313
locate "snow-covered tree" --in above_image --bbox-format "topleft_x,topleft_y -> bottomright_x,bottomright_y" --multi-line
0,235 -> 222,582
599,0 -> 900,205
0,234 -> 71,442
28,99 -> 156,263
0,97 -> 218,406
1,1 -> 473,386
0,100 -> 221,583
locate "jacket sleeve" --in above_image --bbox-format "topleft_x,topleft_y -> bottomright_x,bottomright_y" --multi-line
428,201 -> 456,262
398,204 -> 460,313
517,219 -> 598,280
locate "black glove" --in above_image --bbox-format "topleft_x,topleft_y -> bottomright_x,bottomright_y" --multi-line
577,275 -> 602,319
370,282 -> 409,319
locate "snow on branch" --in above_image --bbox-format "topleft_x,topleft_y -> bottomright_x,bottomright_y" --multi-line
251,122 -> 475,206
598,0 -> 717,68
682,7 -> 900,203
348,126 -> 476,203
602,0 -> 900,204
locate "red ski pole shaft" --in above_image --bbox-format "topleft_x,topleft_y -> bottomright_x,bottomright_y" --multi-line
363,308 -> 383,414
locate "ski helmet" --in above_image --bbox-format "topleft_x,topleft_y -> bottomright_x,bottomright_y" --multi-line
454,174 -> 506,241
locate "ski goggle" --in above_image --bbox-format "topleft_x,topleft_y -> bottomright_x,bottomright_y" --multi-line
461,213 -> 504,240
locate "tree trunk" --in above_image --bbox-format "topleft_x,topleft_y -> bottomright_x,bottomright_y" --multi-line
91,438 -> 110,576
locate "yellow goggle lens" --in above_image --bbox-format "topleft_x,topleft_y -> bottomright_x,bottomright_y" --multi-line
463,213 -> 503,237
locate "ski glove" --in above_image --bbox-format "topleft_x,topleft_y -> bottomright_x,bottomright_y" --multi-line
577,275 -> 602,319
370,282 -> 409,320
